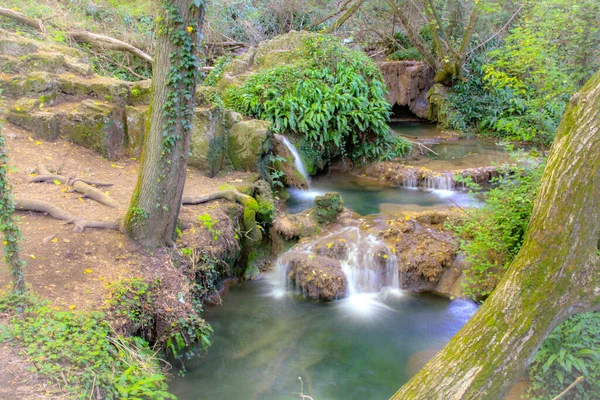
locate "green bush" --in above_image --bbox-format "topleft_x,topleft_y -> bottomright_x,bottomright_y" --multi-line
529,312 -> 600,399
226,34 -> 411,165
0,294 -> 174,399
449,154 -> 544,299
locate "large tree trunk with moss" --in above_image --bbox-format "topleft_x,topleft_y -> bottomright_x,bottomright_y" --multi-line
393,71 -> 600,399
124,1 -> 205,247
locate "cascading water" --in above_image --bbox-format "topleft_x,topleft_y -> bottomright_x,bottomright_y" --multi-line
400,171 -> 456,190
277,135 -> 311,185
271,226 -> 400,300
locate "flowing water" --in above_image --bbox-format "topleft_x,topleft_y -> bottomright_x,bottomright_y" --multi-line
169,123 -> 491,399
278,135 -> 311,184
169,279 -> 478,400
286,171 -> 479,215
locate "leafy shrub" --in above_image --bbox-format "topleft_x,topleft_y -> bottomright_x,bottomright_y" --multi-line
107,278 -> 157,338
226,33 -> 411,165
529,312 -> 600,399
449,154 -> 544,298
0,294 -> 174,399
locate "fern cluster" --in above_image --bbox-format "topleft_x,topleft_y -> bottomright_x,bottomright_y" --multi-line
226,34 -> 410,164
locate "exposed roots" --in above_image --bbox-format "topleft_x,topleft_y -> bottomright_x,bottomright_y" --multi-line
30,164 -> 122,209
15,198 -> 121,233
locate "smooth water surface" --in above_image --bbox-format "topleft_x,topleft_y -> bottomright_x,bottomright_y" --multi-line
286,171 -> 478,215
169,279 -> 477,400
390,121 -> 444,139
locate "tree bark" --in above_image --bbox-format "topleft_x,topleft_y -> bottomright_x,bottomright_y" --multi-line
123,0 -> 205,248
393,70 -> 600,399
0,7 -> 43,31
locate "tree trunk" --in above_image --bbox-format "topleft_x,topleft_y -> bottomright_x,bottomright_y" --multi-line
0,127 -> 26,293
124,0 -> 205,248
393,71 -> 600,399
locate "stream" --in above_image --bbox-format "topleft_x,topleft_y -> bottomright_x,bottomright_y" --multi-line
168,123 -> 513,399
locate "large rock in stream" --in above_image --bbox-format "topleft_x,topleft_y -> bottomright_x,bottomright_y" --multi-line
281,253 -> 347,301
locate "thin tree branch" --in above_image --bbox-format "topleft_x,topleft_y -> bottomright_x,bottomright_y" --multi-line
69,31 -> 153,65
467,5 -> 524,56
0,7 -> 44,31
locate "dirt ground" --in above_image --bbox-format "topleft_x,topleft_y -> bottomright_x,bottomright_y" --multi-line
0,121 -> 257,398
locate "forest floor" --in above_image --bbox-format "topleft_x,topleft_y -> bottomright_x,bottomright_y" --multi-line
0,121 -> 257,399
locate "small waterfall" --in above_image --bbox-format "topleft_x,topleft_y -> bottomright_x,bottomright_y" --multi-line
400,171 -> 455,190
271,226 -> 399,297
279,136 -> 310,184
424,172 -> 455,190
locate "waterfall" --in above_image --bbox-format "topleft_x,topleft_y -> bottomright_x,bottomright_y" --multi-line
279,135 -> 310,184
401,171 -> 456,190
271,226 -> 399,297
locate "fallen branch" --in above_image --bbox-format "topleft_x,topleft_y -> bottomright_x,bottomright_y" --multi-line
551,376 -> 584,400
0,7 -> 44,32
31,164 -> 122,209
14,198 -> 121,233
0,8 -> 152,64
69,31 -> 153,65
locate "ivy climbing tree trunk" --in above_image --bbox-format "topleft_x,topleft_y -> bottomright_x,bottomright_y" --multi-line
0,122 -> 26,293
393,70 -> 600,399
124,0 -> 205,248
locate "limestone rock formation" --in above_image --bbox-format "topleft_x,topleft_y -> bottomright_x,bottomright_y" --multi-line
378,61 -> 435,119
281,252 -> 348,301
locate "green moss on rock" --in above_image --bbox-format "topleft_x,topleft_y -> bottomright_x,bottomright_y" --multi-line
227,119 -> 271,172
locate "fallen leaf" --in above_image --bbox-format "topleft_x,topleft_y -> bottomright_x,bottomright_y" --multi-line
30,254 -> 36,259
53,179 -> 61,185
69,305 -> 77,310
63,239 -> 71,243
84,269 -> 93,274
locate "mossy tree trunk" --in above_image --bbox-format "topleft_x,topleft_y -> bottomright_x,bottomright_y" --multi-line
0,123 -> 26,293
124,0 -> 205,247
393,71 -> 600,399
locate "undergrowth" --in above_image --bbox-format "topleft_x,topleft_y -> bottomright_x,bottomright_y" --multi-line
448,152 -> 545,299
0,293 -> 174,399
529,312 -> 600,399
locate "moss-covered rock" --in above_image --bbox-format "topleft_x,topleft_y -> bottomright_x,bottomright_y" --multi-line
61,100 -> 126,159
313,192 -> 344,224
125,105 -> 149,157
227,119 -> 271,172
0,72 -> 57,96
57,75 -> 131,103
7,103 -> 60,140
189,107 -> 229,176
0,37 -> 39,56
281,252 -> 347,301
283,253 -> 346,299
427,83 -> 451,124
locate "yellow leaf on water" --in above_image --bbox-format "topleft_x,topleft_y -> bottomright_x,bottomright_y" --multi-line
53,179 -> 61,185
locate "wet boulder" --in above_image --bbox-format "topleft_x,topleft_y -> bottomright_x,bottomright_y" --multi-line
313,192 -> 344,224
282,252 -> 347,301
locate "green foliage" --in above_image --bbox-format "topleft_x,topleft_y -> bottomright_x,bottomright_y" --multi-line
442,0 -> 599,146
0,91 -> 27,294
449,154 -> 544,299
107,278 -> 157,337
529,312 -> 600,399
226,34 -> 411,164
204,56 -> 232,86
0,294 -> 175,399
198,213 -> 221,241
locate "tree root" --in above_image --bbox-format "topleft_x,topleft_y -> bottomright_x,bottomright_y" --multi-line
15,198 -> 121,233
30,164 -> 122,209
182,190 -> 254,206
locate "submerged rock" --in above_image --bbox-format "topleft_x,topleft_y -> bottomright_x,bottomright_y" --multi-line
282,253 -> 347,301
